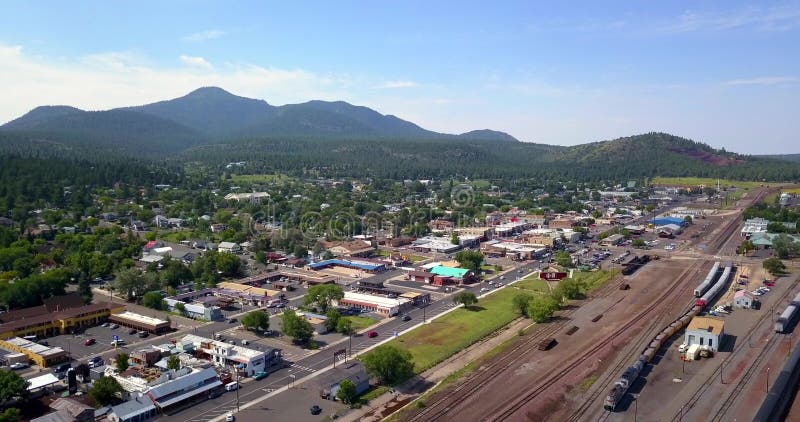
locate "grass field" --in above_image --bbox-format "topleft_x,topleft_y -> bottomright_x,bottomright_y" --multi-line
388,287 -> 521,373
651,177 -> 772,190
513,277 -> 551,294
572,269 -> 619,292
347,315 -> 378,331
229,174 -> 292,184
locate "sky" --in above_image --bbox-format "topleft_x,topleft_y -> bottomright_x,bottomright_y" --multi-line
1,1 -> 799,154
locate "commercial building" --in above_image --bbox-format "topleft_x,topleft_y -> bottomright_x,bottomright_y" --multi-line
600,233 -> 625,247
181,334 -> 283,376
685,316 -> 725,351
31,397 -> 94,422
429,265 -> 476,284
411,237 -> 462,254
0,337 -> 67,367
108,396 -> 158,422
215,281 -> 282,307
308,258 -> 387,273
109,312 -> 170,334
0,294 -> 125,340
164,288 -> 224,321
334,292 -> 411,317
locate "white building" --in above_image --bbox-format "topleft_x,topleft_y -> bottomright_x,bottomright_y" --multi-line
742,218 -> 770,237
334,292 -> 410,317
224,192 -> 270,203
218,242 -> 242,254
733,290 -> 756,309
685,317 -> 725,351
181,334 -> 282,376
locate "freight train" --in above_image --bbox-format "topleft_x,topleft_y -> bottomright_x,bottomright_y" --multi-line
774,292 -> 800,333
621,255 -> 650,276
603,261 -> 734,411
693,261 -> 721,297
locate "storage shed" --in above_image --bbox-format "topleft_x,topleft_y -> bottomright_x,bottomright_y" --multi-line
685,316 -> 725,351
733,290 -> 756,309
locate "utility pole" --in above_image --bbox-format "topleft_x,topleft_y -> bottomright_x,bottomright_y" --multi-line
766,367 -> 770,393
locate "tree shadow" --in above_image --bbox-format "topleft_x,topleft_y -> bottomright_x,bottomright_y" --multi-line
466,305 -> 486,312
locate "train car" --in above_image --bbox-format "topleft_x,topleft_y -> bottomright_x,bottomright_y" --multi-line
694,262 -> 721,297
775,304 -> 798,333
604,356 -> 647,411
696,262 -> 733,307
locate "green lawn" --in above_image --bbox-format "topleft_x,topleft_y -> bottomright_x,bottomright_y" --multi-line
347,315 -> 378,331
229,173 -> 292,184
512,277 -> 550,294
388,287 -> 521,373
159,231 -> 190,243
376,250 -> 391,258
409,255 -> 427,263
571,269 -> 619,292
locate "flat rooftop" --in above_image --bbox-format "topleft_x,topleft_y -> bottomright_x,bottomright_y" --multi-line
341,292 -> 409,308
113,311 -> 168,326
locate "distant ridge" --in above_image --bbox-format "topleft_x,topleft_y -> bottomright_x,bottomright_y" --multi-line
1,87 -> 520,147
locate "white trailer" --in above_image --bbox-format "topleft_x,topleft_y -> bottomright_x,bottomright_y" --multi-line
685,344 -> 701,360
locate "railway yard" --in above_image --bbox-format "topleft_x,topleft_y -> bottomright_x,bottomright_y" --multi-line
396,187 -> 800,422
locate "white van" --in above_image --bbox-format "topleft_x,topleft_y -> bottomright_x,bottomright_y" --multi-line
225,381 -> 239,391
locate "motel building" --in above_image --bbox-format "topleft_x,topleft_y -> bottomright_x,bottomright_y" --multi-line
334,292 -> 411,317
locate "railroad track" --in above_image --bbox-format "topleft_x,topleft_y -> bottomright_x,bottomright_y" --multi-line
669,274 -> 800,421
405,272 -> 625,422
486,262 -> 708,422
564,260 -> 705,422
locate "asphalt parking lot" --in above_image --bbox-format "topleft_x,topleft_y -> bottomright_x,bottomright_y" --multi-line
45,324 -> 158,361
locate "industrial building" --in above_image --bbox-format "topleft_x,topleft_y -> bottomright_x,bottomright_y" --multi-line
685,316 -> 725,351
312,361 -> 370,401
307,258 -> 387,273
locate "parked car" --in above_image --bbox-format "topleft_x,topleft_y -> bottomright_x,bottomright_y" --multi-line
225,413 -> 235,422
229,318 -> 238,324
225,381 -> 239,391
402,315 -> 412,322
101,322 -> 110,328
208,389 -> 223,399
109,324 -> 119,329
310,405 -> 322,415
9,362 -> 29,370
129,328 -> 138,335
252,371 -> 268,380
138,331 -> 149,338
367,331 -> 378,338
84,338 -> 96,346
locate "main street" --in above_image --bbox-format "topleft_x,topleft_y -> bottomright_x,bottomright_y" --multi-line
172,260 -> 541,421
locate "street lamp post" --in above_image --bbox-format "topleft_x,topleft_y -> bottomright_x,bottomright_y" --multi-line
766,367 -> 770,393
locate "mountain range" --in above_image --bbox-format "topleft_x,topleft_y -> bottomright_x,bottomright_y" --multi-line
0,87 -> 518,152
0,86 -> 798,181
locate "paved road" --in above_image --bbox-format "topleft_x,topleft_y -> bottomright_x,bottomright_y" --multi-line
171,261 -> 541,422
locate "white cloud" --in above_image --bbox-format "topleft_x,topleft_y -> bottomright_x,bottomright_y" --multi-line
179,55 -> 213,70
181,29 -> 226,42
664,6 -> 800,33
724,76 -> 797,86
0,42 -> 354,122
374,80 -> 418,89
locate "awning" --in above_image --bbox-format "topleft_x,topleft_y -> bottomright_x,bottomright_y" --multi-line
154,380 -> 222,407
27,373 -> 60,391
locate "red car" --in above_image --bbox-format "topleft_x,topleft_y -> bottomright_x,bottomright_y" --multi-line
84,338 -> 96,346
367,331 -> 378,338
764,281 -> 775,287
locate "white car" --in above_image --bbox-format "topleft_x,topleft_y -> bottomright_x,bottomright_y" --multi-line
9,362 -> 29,370
226,413 -> 235,422
677,343 -> 688,353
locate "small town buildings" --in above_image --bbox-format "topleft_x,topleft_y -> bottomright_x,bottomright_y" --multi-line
209,223 -> 227,233
224,192 -> 270,203
326,240 -> 374,257
733,290 -> 756,309
428,265 -> 476,284
600,233 -> 625,247
312,361 -> 370,401
685,316 -> 725,351
31,398 -> 94,422
334,292 -> 410,317
741,218 -> 770,237
411,237 -> 462,254
308,258 -> 387,273
181,334 -> 283,376
109,312 -> 170,334
218,241 -> 242,254
108,396 -> 157,422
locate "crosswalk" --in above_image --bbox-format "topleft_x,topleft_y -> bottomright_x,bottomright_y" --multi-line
288,363 -> 315,372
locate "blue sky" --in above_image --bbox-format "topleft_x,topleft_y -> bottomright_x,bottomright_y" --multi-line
1,1 -> 798,153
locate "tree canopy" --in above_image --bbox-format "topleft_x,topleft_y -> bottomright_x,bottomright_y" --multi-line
361,344 -> 414,385
241,310 -> 270,332
304,284 -> 344,313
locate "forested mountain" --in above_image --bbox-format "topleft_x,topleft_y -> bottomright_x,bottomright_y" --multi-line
757,154 -> 800,163
1,108 -> 203,153
125,87 -> 275,137
181,133 -> 800,181
1,87 -> 518,145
